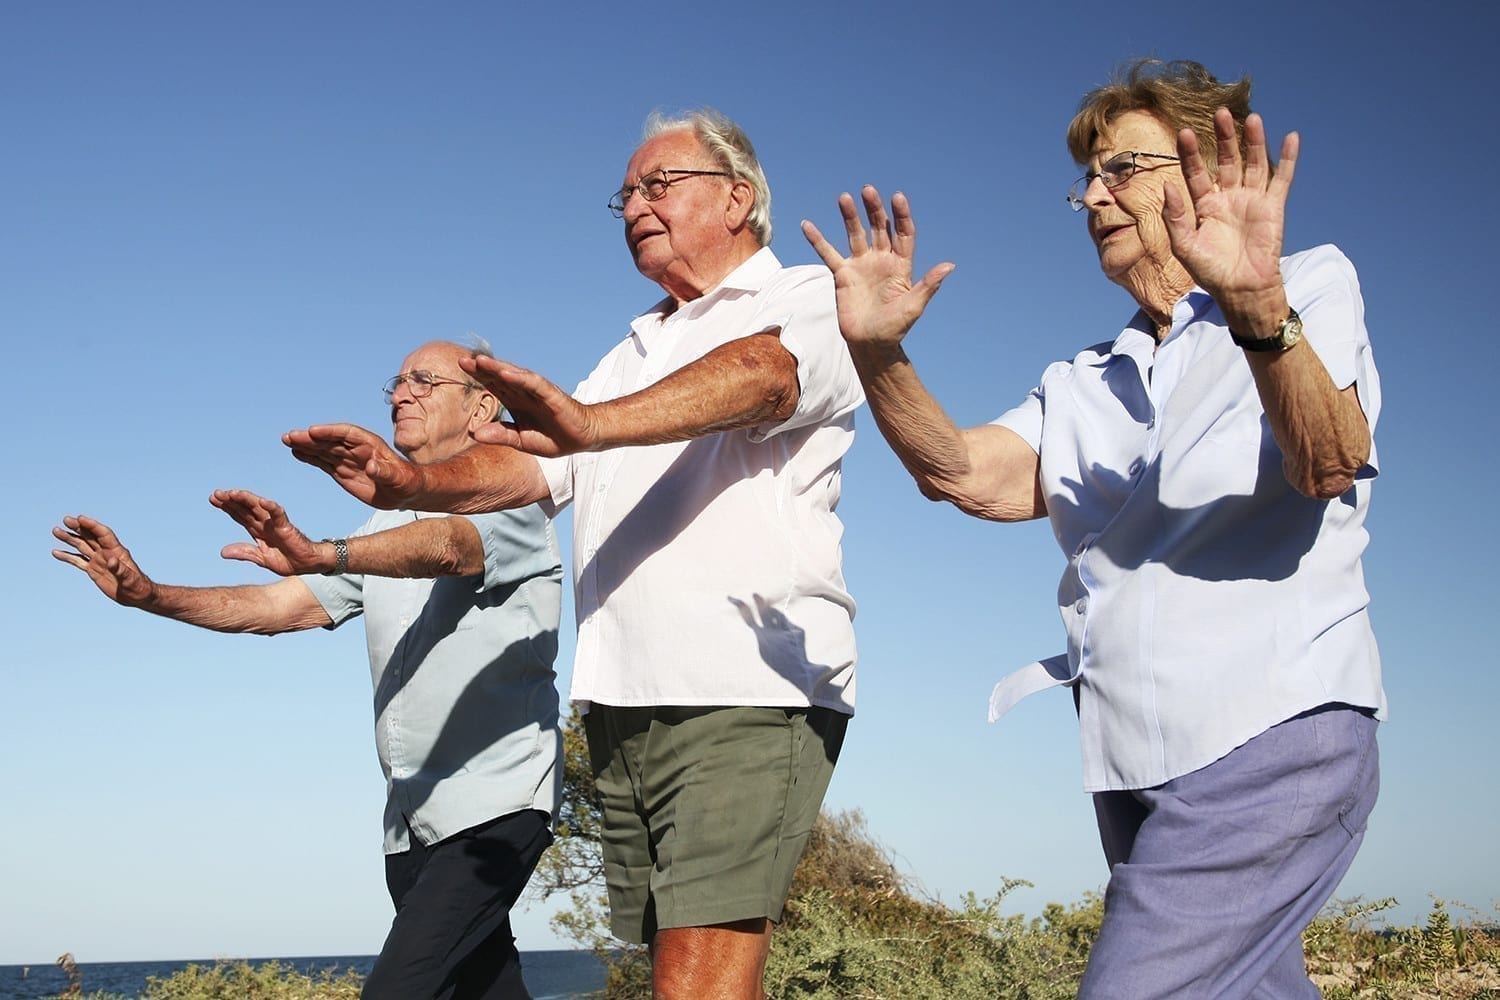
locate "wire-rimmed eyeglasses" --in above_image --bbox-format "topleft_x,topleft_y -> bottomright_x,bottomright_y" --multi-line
1067,151 -> 1181,211
608,168 -> 732,217
383,370 -> 480,405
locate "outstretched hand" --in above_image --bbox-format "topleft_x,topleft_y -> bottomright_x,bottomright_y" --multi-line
463,354 -> 602,457
801,186 -> 954,349
1162,109 -> 1296,320
283,423 -> 419,509
51,514 -> 157,607
212,489 -> 328,576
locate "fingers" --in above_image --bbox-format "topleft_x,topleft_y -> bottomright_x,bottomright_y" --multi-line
462,354 -> 521,395
1272,130 -> 1299,196
861,185 -> 892,252
800,218 -> 843,271
1176,126 -> 1215,205
1160,182 -> 1197,254
1213,107 -> 1243,189
840,191 -> 869,256
219,542 -> 265,566
471,423 -> 523,447
914,262 -> 956,303
889,191 -> 917,256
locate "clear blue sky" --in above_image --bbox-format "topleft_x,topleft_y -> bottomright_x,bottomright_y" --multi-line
6,0 -> 1496,964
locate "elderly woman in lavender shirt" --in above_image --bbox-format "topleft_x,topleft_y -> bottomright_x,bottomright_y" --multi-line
804,58 -> 1383,999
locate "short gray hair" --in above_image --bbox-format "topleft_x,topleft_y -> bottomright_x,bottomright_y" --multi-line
641,108 -> 772,246
440,335 -> 503,421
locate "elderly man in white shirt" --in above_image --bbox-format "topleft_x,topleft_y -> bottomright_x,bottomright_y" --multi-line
285,108 -> 863,1000
805,59 -> 1384,1000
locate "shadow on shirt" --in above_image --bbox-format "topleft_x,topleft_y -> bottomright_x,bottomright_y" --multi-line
371,574 -> 560,818
1050,422 -> 1344,583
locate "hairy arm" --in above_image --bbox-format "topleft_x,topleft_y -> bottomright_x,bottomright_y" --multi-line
283,424 -> 551,514
213,489 -> 487,577
51,514 -> 331,635
467,332 -> 799,456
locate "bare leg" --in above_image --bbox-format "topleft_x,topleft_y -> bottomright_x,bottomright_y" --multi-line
650,918 -> 774,1000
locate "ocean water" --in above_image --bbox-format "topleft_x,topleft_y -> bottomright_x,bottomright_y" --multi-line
0,950 -> 605,999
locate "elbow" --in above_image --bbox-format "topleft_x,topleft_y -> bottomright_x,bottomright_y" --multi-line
437,520 -> 486,576
742,333 -> 800,421
1286,454 -> 1366,500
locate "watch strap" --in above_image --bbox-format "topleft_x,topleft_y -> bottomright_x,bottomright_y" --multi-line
321,538 -> 349,575
1230,306 -> 1301,352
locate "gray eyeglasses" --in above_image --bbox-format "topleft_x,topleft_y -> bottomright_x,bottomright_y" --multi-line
608,168 -> 731,217
1067,151 -> 1181,211
383,370 -> 480,404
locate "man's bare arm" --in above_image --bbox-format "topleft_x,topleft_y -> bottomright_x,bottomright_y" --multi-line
466,333 -> 800,456
213,488 -> 487,578
52,514 -> 331,635
283,424 -> 550,514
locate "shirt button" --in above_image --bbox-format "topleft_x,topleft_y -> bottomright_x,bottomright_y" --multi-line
1128,459 -> 1145,477
1074,598 -> 1087,614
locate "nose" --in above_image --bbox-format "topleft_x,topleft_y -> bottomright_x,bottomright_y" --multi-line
388,379 -> 418,407
622,185 -> 651,222
1082,173 -> 1115,212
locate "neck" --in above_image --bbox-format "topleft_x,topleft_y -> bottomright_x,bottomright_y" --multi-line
1118,255 -> 1195,341
658,240 -> 762,308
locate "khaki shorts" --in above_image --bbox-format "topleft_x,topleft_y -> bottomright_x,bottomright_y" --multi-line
584,704 -> 848,944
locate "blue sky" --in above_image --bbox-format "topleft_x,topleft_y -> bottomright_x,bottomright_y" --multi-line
6,0 -> 1497,964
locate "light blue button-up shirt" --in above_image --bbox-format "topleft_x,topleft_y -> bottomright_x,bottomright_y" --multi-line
301,506 -> 563,852
990,245 -> 1386,792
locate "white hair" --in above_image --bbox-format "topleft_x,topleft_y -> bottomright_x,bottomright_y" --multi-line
641,108 -> 772,246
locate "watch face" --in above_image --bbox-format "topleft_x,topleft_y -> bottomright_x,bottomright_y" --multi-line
1281,314 -> 1304,348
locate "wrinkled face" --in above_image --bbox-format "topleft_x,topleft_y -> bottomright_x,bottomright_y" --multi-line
387,343 -> 490,464
1081,110 -> 1187,285
619,129 -> 733,288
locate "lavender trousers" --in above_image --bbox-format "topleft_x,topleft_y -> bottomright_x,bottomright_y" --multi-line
1078,703 -> 1380,999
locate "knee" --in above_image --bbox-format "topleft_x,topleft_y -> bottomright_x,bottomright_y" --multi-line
651,920 -> 771,1000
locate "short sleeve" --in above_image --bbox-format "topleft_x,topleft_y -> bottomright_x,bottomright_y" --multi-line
298,509 -> 385,627
462,506 -> 563,593
990,379 -> 1052,453
1283,245 -> 1381,474
745,266 -> 864,441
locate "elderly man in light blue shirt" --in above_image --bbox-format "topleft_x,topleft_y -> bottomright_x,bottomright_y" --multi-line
54,339 -> 561,1000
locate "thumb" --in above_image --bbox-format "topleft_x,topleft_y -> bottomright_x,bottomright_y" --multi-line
1160,183 -> 1196,252
221,543 -> 263,566
912,262 -> 956,306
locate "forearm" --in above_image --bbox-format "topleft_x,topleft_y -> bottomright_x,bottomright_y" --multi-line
405,445 -> 550,514
850,343 -> 1044,521
589,332 -> 799,448
1227,296 -> 1370,498
139,578 -> 329,635
1247,349 -> 1369,498
324,516 -> 485,578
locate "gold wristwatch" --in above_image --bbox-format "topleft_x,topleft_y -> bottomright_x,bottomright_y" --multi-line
1230,306 -> 1303,352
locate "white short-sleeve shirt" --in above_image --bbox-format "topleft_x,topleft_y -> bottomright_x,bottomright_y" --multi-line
989,245 -> 1386,791
539,247 -> 864,713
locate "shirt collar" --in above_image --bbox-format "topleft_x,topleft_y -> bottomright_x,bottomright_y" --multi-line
635,246 -> 782,322
1112,288 -> 1216,356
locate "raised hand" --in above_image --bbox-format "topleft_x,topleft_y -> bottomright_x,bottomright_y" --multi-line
51,515 -> 157,607
1162,109 -> 1297,321
212,490 -> 328,576
463,354 -> 602,457
801,186 -> 954,349
283,423 -> 420,509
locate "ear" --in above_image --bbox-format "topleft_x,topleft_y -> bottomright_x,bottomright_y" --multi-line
469,390 -> 499,430
724,178 -> 754,232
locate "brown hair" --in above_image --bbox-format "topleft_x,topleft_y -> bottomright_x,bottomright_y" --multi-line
1066,59 -> 1253,173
